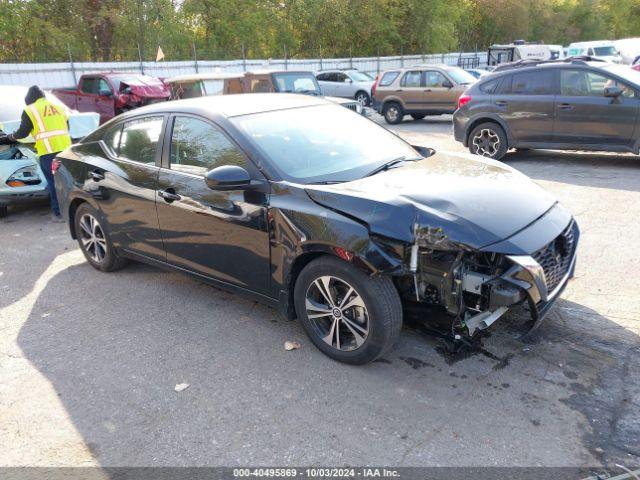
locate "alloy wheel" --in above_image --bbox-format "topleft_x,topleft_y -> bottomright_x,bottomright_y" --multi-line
305,276 -> 370,352
386,106 -> 399,122
79,213 -> 107,264
356,93 -> 369,107
472,128 -> 501,157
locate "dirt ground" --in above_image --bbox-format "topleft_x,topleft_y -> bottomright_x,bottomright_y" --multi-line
0,113 -> 638,471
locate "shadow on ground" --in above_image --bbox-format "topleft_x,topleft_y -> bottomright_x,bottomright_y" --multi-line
15,257 -> 640,468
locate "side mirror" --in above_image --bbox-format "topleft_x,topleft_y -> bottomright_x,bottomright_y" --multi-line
604,86 -> 623,98
443,80 -> 454,89
411,145 -> 436,158
345,78 -> 353,83
205,165 -> 252,190
99,89 -> 113,97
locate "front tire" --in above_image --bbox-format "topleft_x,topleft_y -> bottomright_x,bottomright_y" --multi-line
468,122 -> 508,160
355,91 -> 370,107
74,203 -> 128,272
294,256 -> 402,364
383,102 -> 404,124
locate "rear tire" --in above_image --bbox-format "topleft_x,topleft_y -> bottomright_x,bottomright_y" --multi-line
468,122 -> 508,160
294,256 -> 402,364
383,102 -> 404,124
411,114 -> 426,120
74,203 -> 128,272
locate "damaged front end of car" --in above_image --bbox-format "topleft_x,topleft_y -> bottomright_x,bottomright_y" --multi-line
393,218 -> 580,340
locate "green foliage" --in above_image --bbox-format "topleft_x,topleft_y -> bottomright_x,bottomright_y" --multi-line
1,0 -> 640,63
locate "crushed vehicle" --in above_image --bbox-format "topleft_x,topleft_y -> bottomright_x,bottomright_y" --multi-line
222,70 -> 363,114
54,94 -> 578,364
52,73 -> 170,124
0,85 -> 99,217
165,72 -> 242,100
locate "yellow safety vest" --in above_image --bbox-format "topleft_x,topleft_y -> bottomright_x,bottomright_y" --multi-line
24,98 -> 72,156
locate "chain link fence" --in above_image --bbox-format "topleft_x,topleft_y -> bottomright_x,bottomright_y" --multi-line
0,50 -> 487,89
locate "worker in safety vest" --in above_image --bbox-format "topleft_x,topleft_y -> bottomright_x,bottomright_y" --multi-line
0,86 -> 71,221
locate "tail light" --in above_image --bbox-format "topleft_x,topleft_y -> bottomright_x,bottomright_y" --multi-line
52,159 -> 61,175
372,74 -> 380,97
457,94 -> 472,109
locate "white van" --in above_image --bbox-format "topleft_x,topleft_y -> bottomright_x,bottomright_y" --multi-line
567,41 -> 622,63
488,43 -> 552,65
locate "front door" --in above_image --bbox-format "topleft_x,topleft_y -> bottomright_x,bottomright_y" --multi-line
554,68 -> 640,146
155,115 -> 271,295
493,69 -> 557,143
423,70 -> 460,111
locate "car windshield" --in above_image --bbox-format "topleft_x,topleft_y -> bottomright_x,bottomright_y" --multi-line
231,104 -> 420,184
272,73 -> 321,95
202,79 -> 225,95
593,46 -> 617,56
446,68 -> 477,85
349,71 -> 374,82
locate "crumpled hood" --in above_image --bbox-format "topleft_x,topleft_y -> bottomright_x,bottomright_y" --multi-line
122,80 -> 170,99
304,151 -> 557,250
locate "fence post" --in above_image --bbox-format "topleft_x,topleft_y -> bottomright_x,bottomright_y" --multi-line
67,44 -> 77,85
349,45 -> 353,69
284,44 -> 288,71
377,47 -> 380,74
137,43 -> 144,74
441,53 -> 445,64
400,45 -> 404,67
193,44 -> 199,73
241,43 -> 246,71
319,45 -> 323,71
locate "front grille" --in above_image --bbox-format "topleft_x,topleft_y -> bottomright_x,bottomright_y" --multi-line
532,221 -> 578,295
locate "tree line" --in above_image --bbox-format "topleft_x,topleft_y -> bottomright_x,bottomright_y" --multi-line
1,0 -> 640,63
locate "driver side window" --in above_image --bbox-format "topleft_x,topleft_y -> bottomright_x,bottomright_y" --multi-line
560,70 -> 635,98
170,116 -> 248,176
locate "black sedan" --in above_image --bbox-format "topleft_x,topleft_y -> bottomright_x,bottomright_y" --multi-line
54,94 -> 579,364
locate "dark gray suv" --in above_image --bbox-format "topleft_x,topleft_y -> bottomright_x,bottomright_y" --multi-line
453,59 -> 640,159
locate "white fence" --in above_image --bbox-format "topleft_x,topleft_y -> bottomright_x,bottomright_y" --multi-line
0,52 -> 487,89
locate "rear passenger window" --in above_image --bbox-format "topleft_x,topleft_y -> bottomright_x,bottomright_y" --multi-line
401,71 -> 422,88
379,71 -> 399,86
103,124 -> 123,155
119,116 -> 163,165
479,78 -> 499,94
511,70 -> 556,95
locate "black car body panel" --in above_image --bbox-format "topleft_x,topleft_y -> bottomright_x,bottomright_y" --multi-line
55,94 -> 578,343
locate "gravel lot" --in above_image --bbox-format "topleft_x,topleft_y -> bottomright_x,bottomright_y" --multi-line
0,113 -> 638,469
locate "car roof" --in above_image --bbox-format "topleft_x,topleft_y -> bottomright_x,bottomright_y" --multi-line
121,93 -> 331,118
244,70 -> 313,75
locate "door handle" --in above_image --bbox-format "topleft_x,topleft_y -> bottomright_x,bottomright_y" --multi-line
495,100 -> 508,107
424,89 -> 432,92
394,89 -> 402,92
558,103 -> 573,110
89,170 -> 104,181
158,189 -> 181,202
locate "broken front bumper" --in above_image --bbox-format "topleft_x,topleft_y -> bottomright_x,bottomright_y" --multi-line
465,220 -> 580,336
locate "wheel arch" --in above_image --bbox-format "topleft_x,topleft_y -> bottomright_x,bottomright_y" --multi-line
67,193 -> 100,239
464,115 -> 513,148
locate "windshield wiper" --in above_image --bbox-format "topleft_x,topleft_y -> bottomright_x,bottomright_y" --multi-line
365,156 -> 419,177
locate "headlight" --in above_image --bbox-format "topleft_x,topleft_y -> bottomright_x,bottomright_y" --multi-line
6,165 -> 41,187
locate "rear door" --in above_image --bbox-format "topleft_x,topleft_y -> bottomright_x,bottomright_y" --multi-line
493,69 -> 557,143
77,77 -> 98,114
317,72 -> 335,96
397,70 -> 425,111
554,68 -> 640,145
155,115 -> 271,294
88,115 -> 165,260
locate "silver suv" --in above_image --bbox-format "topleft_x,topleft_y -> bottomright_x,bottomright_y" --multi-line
316,69 -> 375,106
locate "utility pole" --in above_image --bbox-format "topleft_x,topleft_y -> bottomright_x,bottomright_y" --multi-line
67,44 -> 77,85
241,44 -> 246,71
137,43 -> 144,74
193,44 -> 199,73
284,44 -> 288,71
